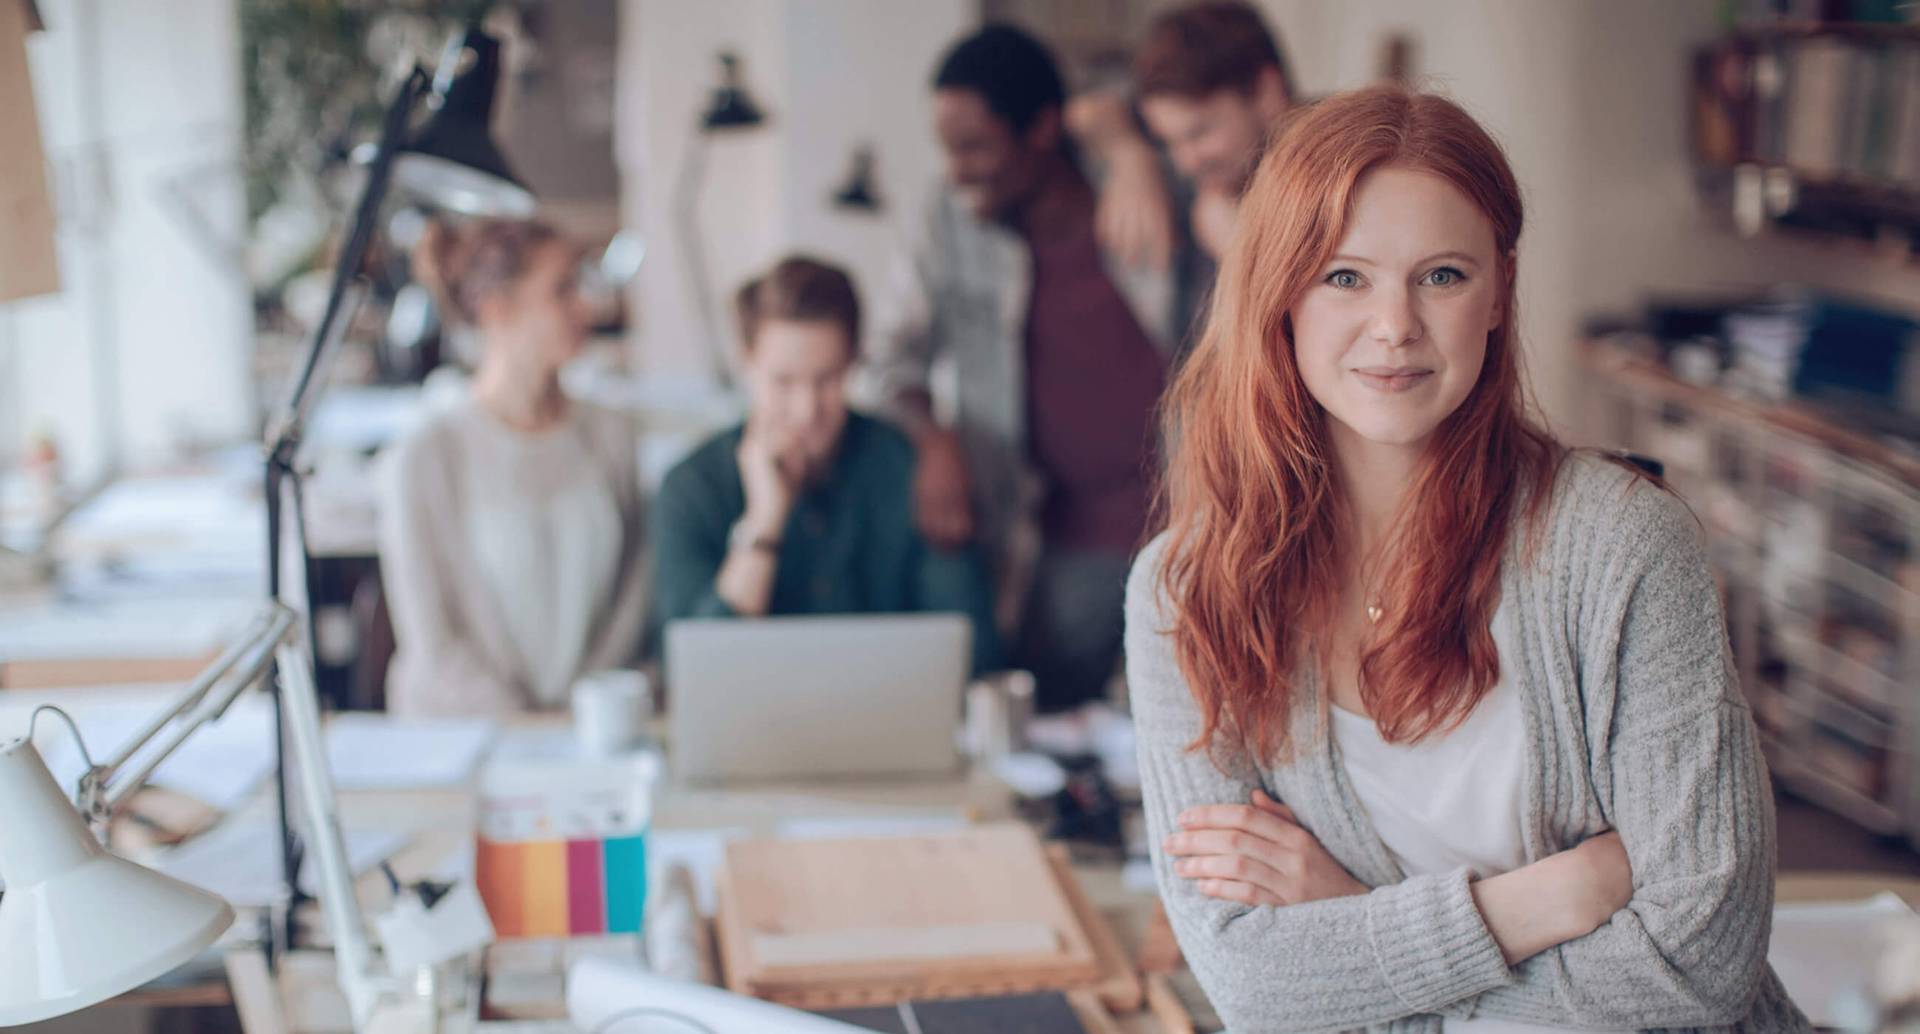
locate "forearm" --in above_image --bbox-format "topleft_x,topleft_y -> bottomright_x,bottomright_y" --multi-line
1470,848 -> 1614,967
1065,91 -> 1147,160
1458,707 -> 1780,1029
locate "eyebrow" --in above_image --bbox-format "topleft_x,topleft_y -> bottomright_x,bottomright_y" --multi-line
1327,251 -> 1484,268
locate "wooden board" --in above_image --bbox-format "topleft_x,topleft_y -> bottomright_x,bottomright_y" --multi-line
1144,974 -> 1194,1034
715,827 -> 1146,1013
1138,901 -> 1184,973
1043,845 -> 1143,1014
1066,990 -> 1124,1034
718,824 -> 1101,1000
751,922 -> 1060,969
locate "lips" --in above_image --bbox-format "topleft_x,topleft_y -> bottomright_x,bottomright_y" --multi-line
1352,367 -> 1434,393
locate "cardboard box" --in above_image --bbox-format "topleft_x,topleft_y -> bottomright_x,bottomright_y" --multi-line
0,0 -> 58,303
474,729 -> 658,939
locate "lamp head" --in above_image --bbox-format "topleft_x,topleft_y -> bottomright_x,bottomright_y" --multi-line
392,27 -> 536,218
0,737 -> 233,1025
701,52 -> 767,131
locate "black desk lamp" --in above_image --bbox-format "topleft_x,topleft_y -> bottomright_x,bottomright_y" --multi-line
260,24 -> 531,957
701,52 -> 766,131
832,144 -> 883,213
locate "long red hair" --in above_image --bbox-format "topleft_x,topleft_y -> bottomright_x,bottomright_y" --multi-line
1156,84 -> 1562,762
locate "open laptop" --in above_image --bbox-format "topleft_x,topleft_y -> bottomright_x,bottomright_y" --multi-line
664,613 -> 971,785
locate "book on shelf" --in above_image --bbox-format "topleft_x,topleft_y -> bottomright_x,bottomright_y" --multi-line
1697,31 -> 1920,189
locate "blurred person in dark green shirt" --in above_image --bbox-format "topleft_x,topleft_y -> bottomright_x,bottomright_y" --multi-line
650,256 -> 999,674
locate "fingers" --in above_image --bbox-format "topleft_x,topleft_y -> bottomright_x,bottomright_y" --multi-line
772,446 -> 809,487
1178,803 -> 1303,846
1162,828 -> 1279,859
1174,851 -> 1288,890
1251,789 -> 1297,823
1192,878 -> 1285,908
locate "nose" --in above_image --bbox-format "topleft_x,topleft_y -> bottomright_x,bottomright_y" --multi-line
1368,284 -> 1423,347
946,153 -> 979,186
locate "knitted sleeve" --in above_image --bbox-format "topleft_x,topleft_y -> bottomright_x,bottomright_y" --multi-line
1458,471 -> 1803,1030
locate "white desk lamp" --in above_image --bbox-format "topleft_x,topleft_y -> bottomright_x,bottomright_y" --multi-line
0,602 -> 493,1031
0,605 -> 290,1024
0,738 -> 234,1024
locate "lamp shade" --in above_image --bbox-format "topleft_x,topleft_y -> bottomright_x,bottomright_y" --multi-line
392,28 -> 536,218
701,52 -> 766,130
0,737 -> 234,1025
831,145 -> 882,212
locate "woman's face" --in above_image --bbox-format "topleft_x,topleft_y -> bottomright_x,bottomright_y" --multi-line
743,318 -> 855,463
481,239 -> 593,371
1288,165 -> 1506,458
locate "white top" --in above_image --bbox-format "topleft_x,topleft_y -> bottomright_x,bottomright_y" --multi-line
1331,602 -> 1625,1034
379,397 -> 649,716
455,405 -> 623,703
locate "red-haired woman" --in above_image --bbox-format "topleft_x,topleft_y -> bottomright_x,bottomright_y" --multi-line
1127,85 -> 1806,1033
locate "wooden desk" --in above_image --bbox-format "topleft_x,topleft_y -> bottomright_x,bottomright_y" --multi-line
1778,871 -> 1920,909
38,706 -> 1912,1034
212,727 -> 1179,1034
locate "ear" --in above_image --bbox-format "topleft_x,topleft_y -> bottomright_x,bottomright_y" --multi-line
1025,105 -> 1063,153
1488,251 -> 1516,331
1252,66 -> 1290,123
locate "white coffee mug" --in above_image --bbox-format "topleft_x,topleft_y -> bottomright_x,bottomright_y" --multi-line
572,669 -> 651,757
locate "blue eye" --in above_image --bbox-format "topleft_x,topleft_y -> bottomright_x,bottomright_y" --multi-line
1423,266 -> 1467,287
1325,270 -> 1363,290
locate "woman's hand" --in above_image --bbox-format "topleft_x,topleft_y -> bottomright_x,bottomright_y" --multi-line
1163,789 -> 1368,907
1471,830 -> 1635,967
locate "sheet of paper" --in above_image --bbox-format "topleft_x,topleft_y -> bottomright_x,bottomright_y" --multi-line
155,817 -> 410,908
325,714 -> 498,789
1768,892 -> 1917,1028
567,956 -> 869,1034
0,593 -> 263,661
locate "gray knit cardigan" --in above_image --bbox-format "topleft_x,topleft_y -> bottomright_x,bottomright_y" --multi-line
1125,451 -> 1811,1033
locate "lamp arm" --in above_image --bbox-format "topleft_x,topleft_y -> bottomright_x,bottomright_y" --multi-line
274,641 -> 387,1027
263,66 -> 429,461
91,604 -> 297,817
92,604 -> 291,776
671,128 -> 731,387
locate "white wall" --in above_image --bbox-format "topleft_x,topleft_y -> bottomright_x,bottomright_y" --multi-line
6,0 -> 251,481
618,0 -> 972,381
1255,0 -> 1920,438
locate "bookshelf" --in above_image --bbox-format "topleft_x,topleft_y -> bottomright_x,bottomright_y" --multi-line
1583,339 -> 1920,847
1692,19 -> 1920,259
